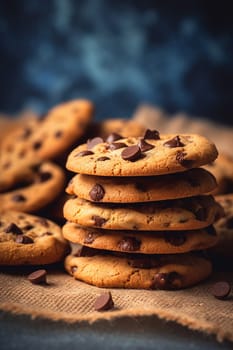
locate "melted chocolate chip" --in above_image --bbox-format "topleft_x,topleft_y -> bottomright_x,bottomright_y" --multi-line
11,194 -> 26,202
75,150 -> 94,157
33,141 -> 42,150
87,137 -> 104,150
118,236 -> 141,251
92,216 -> 107,227
109,142 -> 127,151
121,145 -> 141,162
106,133 -> 123,143
89,184 -> 105,201
15,235 -> 34,244
5,223 -> 23,235
164,136 -> 184,148
152,272 -> 180,290
144,129 -> 160,140
164,233 -> 186,246
97,156 -> 110,161
195,207 -> 207,221
129,257 -> 151,268
84,232 -> 99,244
138,139 -> 154,152
176,151 -> 194,168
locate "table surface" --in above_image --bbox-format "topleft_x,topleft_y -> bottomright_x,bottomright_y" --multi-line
0,311 -> 232,350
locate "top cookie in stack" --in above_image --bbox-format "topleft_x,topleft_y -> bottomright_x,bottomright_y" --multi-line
63,130 -> 222,290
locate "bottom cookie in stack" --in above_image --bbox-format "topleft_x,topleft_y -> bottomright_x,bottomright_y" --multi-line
63,223 -> 218,290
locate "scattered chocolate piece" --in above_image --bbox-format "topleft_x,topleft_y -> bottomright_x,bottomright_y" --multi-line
164,233 -> 186,246
121,145 -> 141,162
152,272 -> 180,290
94,292 -> 114,311
15,235 -> 34,244
84,232 -> 99,244
97,156 -> 110,161
28,269 -> 47,284
109,142 -> 127,151
144,129 -> 160,140
33,141 -> 42,150
129,257 -> 151,268
211,281 -> 231,300
164,136 -> 184,148
118,237 -> 141,251
92,216 -> 107,227
89,184 -> 105,201
75,150 -> 94,157
5,223 -> 23,235
87,137 -> 104,150
106,133 -> 123,143
138,139 -> 154,152
11,194 -> 26,202
195,207 -> 207,221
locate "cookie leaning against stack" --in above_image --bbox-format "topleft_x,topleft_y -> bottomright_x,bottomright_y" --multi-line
63,130 -> 221,290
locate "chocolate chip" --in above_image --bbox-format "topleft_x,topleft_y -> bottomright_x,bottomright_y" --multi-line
15,235 -> 34,244
18,150 -> 26,158
164,136 -> 184,148
164,233 -> 186,246
138,139 -> 154,152
41,231 -> 53,236
92,216 -> 107,227
23,224 -> 34,231
89,184 -> 105,201
144,129 -> 160,140
55,130 -> 63,138
75,150 -> 94,157
135,182 -> 147,192
176,151 -> 193,168
38,171 -> 52,182
11,194 -> 26,202
109,142 -> 127,151
84,232 -> 99,244
196,207 -> 207,221
71,266 -> 78,274
121,145 -> 141,162
106,133 -> 123,143
20,128 -> 32,139
152,272 -> 180,290
35,218 -> 49,227
3,161 -> 11,169
211,281 -> 231,299
74,246 -> 96,257
129,257 -> 151,268
118,237 -> 141,251
97,156 -> 110,161
226,216 -> 233,229
28,269 -> 47,284
5,223 -> 23,235
87,137 -> 104,150
33,141 -> 42,150
94,292 -> 114,311
206,226 -> 217,236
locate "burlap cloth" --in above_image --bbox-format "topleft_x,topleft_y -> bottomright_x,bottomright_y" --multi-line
1,106 -> 233,343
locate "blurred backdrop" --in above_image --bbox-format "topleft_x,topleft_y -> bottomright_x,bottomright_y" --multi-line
0,0 -> 232,124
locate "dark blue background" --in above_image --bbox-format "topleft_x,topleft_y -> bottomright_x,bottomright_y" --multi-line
0,0 -> 232,124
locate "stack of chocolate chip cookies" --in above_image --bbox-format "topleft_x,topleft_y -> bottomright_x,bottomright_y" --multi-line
63,130 -> 222,290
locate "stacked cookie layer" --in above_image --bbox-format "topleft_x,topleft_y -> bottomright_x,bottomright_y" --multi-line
63,131 -> 221,289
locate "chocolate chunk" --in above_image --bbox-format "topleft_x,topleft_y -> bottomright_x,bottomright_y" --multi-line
5,223 -> 23,235
87,137 -> 104,150
121,145 -> 141,162
11,194 -> 26,202
94,292 -> 114,311
196,207 -> 207,221
211,281 -> 231,299
164,233 -> 186,246
164,136 -> 184,148
84,232 -> 99,244
97,156 -> 110,161
176,151 -> 193,168
138,139 -> 154,152
144,129 -> 160,140
54,130 -> 63,138
75,150 -> 94,157
15,235 -> 34,244
89,184 -> 105,201
92,216 -> 107,227
129,257 -> 151,268
28,269 -> 47,284
33,141 -> 42,150
206,226 -> 217,236
118,236 -> 141,251
226,216 -> 233,229
106,133 -> 123,143
152,272 -> 180,290
109,142 -> 127,151
38,171 -> 52,182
